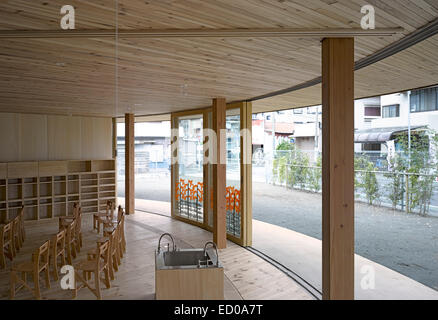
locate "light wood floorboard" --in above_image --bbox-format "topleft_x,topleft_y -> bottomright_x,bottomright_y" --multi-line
0,211 -> 313,300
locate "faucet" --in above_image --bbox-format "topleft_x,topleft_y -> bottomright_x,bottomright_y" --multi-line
157,233 -> 176,253
203,241 -> 219,267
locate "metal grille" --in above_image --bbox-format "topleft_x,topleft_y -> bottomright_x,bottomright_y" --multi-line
175,179 -> 203,222
175,179 -> 242,237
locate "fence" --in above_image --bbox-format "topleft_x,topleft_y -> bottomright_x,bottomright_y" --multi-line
117,148 -> 170,177
265,150 -> 438,216
257,150 -> 405,168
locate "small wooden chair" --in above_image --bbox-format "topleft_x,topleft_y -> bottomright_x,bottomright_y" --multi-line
18,207 -> 25,245
12,215 -> 22,256
50,229 -> 66,281
10,240 -> 51,300
74,208 -> 83,252
65,219 -> 77,264
118,214 -> 126,256
103,206 -> 126,256
1,222 -> 14,269
59,203 -> 79,230
103,205 -> 123,229
88,227 -> 119,281
73,240 -> 111,300
93,201 -> 115,233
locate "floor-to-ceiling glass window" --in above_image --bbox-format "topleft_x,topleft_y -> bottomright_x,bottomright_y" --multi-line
171,103 -> 251,246
226,108 -> 241,238
173,114 -> 204,223
207,111 -> 214,228
116,121 -> 171,216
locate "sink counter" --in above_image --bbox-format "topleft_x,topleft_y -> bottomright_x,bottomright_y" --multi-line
155,249 -> 224,300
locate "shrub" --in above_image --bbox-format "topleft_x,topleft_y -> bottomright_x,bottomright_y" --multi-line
308,155 -> 322,192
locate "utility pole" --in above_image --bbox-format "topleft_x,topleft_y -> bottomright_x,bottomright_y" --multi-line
408,91 -> 411,169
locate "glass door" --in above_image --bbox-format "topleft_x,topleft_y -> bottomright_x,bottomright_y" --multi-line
226,108 -> 241,238
172,114 -> 204,223
171,102 -> 252,247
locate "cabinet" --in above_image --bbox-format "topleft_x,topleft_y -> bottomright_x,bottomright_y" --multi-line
0,160 -> 116,222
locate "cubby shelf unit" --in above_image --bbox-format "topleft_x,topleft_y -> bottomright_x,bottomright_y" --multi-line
0,160 -> 116,223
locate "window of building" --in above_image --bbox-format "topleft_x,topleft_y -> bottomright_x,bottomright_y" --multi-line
293,109 -> 303,114
364,106 -> 381,117
307,107 -> 317,114
410,87 -> 438,113
382,104 -> 400,118
362,143 -> 381,151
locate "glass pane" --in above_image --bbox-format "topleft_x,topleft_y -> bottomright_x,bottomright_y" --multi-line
116,122 -> 125,201
135,122 -> 171,214
174,115 -> 204,223
207,111 -> 214,228
226,109 -> 241,238
117,122 -> 171,216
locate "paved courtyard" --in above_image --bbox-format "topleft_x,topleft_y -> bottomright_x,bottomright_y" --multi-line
119,173 -> 438,291
252,182 -> 438,291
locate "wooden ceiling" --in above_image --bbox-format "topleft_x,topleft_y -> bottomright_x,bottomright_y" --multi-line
0,0 -> 438,118
252,33 -> 438,113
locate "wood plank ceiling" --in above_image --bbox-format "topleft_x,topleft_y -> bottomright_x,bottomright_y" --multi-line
0,0 -> 438,117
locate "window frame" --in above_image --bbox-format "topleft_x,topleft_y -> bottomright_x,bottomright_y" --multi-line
382,104 -> 400,118
410,87 -> 438,113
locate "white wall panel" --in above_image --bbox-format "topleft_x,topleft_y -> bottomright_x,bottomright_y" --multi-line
0,113 -> 112,162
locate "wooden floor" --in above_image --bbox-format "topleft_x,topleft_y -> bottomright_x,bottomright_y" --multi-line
0,212 -> 313,300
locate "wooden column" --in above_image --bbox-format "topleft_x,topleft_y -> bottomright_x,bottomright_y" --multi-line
212,98 -> 227,249
322,38 -> 355,300
125,113 -> 135,215
241,101 -> 253,247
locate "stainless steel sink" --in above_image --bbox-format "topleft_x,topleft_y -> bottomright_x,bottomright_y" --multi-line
155,235 -> 224,300
156,248 -> 219,270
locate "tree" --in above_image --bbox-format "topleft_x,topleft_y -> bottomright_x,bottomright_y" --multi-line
272,141 -> 311,190
355,155 -> 379,205
308,155 -> 322,192
289,150 -> 310,189
362,162 -> 380,205
272,141 -> 294,185
397,130 -> 437,215
384,155 -> 405,209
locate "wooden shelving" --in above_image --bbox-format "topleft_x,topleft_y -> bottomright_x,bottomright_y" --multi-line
0,160 -> 116,222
